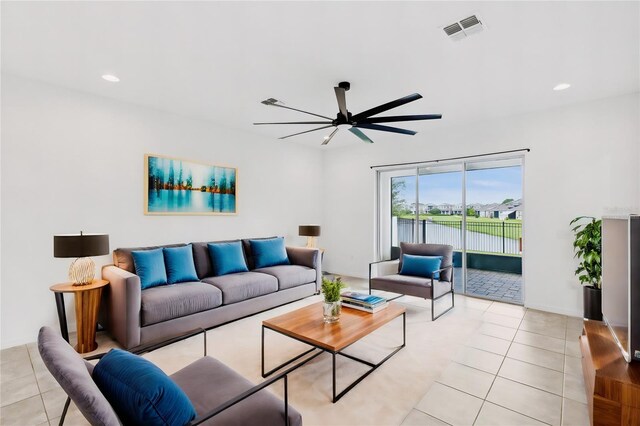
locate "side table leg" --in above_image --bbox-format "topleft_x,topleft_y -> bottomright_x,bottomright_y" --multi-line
54,293 -> 69,343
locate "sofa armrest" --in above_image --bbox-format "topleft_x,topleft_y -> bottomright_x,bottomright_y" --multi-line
101,265 -> 142,349
369,260 -> 400,280
286,247 -> 321,292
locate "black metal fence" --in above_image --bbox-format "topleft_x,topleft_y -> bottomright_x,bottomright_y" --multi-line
395,218 -> 522,255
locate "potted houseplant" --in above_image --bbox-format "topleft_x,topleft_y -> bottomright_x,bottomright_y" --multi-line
570,216 -> 602,320
321,276 -> 346,323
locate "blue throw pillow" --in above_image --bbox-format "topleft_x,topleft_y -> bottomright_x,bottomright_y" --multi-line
399,254 -> 443,280
132,249 -> 167,289
207,241 -> 249,276
93,349 -> 196,426
163,245 -> 198,284
250,237 -> 290,269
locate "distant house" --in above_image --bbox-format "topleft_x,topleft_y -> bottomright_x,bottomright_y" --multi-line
474,199 -> 523,219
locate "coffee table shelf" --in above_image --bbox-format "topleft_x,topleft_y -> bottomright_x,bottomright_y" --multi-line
262,301 -> 406,402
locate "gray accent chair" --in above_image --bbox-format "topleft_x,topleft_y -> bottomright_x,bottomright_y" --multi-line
369,242 -> 455,320
102,239 -> 321,349
37,326 -> 302,426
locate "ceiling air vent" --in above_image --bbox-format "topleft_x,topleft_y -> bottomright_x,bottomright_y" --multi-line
443,15 -> 485,41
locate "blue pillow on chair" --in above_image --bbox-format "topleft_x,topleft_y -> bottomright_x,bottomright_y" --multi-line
249,237 -> 290,269
93,349 -> 196,426
132,249 -> 168,289
207,241 -> 249,276
163,245 -> 198,284
400,254 -> 443,280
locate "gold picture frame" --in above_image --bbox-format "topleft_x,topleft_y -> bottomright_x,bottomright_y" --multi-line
144,153 -> 237,215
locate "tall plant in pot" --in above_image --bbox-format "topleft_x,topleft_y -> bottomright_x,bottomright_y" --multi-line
570,216 -> 602,320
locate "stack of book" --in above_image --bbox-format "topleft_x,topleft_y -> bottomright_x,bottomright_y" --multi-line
341,292 -> 389,313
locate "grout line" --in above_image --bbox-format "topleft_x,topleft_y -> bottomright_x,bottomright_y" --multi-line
26,345 -> 50,423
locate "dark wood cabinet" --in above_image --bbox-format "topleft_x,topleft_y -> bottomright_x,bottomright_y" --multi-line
580,320 -> 640,425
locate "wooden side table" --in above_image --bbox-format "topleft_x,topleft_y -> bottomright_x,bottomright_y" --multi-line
49,279 -> 109,354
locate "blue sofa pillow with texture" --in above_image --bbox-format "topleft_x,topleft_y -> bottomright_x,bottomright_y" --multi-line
132,248 -> 168,289
163,245 -> 198,284
93,349 -> 196,426
207,241 -> 249,276
249,237 -> 290,269
399,254 -> 443,280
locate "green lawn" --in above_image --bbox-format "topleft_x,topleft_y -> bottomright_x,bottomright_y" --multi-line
397,214 -> 522,239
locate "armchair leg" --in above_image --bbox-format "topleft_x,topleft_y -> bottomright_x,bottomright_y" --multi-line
59,397 -> 70,426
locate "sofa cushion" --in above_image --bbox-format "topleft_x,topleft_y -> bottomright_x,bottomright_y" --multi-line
254,265 -> 316,290
249,238 -> 290,269
202,272 -> 278,305
208,241 -> 249,276
132,249 -> 168,289
163,245 -> 199,284
141,282 -> 223,326
241,237 -> 277,270
93,349 -> 196,426
171,356 -> 302,426
114,243 -> 186,273
192,240 -> 244,279
37,327 -> 121,426
399,254 -> 443,280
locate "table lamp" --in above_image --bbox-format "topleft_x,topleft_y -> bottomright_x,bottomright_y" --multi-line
54,232 -> 110,286
299,225 -> 321,248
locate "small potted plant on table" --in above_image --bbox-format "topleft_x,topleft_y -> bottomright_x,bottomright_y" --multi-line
570,216 -> 602,320
321,276 -> 346,323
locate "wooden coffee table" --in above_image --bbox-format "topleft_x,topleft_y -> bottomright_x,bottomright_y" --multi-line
261,301 -> 406,402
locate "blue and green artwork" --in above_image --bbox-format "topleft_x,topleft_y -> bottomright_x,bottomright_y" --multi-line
145,154 -> 237,214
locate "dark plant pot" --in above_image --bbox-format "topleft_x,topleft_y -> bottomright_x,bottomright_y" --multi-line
583,286 -> 602,321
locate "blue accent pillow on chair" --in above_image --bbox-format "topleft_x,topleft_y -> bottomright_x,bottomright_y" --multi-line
249,237 -> 290,269
163,245 -> 198,284
400,254 -> 443,280
93,349 -> 196,426
132,249 -> 168,289
207,241 -> 249,276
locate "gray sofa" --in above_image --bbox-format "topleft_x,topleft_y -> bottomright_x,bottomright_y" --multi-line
102,238 -> 321,349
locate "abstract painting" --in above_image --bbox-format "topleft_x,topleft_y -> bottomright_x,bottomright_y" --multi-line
145,154 -> 237,215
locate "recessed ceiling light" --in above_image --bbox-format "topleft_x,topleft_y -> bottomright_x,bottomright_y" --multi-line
102,74 -> 120,83
553,83 -> 571,91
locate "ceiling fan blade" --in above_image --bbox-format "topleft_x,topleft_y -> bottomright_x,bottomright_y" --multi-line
355,123 -> 416,135
334,87 -> 348,120
359,114 -> 442,124
278,125 -> 335,140
321,128 -> 339,146
349,127 -> 374,144
264,102 -> 333,120
351,93 -> 423,121
253,121 -> 333,125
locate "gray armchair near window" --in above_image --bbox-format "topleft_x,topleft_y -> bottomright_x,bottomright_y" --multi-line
369,242 -> 455,320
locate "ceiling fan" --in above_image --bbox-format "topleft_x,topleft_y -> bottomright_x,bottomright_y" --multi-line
253,81 -> 442,145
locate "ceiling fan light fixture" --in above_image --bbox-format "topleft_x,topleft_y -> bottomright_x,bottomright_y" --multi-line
337,124 -> 351,130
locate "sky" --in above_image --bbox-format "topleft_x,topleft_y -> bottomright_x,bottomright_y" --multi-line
394,166 -> 522,205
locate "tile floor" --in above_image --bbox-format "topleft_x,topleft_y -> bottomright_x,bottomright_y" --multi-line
0,277 -> 589,425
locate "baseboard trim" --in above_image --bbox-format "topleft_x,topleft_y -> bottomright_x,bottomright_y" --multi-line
524,301 -> 582,318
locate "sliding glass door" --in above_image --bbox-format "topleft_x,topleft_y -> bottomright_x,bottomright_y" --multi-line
377,156 -> 524,304
417,164 -> 463,294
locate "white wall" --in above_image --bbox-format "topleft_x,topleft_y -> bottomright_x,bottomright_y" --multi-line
321,93 -> 640,317
0,75 -> 324,348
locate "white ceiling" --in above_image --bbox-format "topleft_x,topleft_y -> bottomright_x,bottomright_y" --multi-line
2,1 -> 639,148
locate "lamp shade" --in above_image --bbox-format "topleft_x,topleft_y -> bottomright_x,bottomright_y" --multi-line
298,225 -> 321,237
54,233 -> 110,258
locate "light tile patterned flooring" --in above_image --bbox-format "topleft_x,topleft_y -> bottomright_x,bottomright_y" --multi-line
0,277 -> 589,425
401,302 -> 589,426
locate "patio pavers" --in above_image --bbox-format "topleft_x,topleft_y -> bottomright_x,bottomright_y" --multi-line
453,268 -> 523,304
